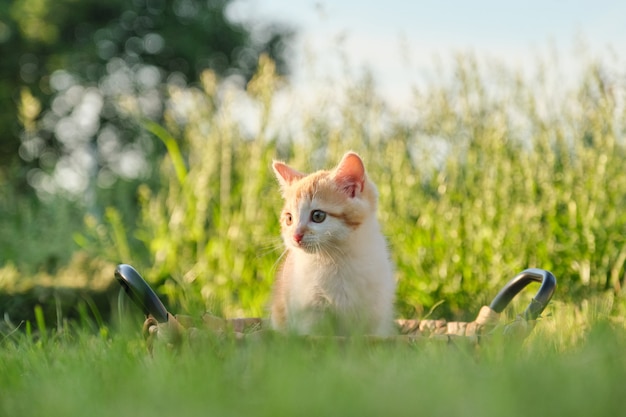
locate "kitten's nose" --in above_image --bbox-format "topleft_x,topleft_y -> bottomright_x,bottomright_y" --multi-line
293,232 -> 304,244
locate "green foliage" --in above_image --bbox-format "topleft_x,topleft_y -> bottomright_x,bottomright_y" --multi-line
127,57 -> 284,317
1,302 -> 626,417
83,53 -> 626,320
0,0 -> 293,201
391,60 -> 626,318
0,177 -> 83,274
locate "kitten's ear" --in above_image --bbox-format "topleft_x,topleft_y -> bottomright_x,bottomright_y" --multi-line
334,152 -> 365,198
273,161 -> 305,188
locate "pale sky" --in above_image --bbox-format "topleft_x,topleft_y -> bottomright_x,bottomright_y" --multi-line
229,0 -> 626,107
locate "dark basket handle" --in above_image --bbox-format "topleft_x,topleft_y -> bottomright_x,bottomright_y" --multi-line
115,264 -> 169,323
489,268 -> 557,320
115,264 -> 556,326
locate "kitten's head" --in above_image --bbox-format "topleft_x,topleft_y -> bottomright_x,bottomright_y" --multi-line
272,152 -> 378,254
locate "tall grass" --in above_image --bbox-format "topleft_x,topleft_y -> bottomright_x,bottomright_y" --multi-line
86,53 -> 626,321
2,50 -> 626,417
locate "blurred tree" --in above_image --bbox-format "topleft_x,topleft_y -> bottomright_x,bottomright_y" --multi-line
0,0 -> 293,199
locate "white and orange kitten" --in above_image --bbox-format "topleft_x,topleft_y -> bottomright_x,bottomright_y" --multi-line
270,152 -> 395,336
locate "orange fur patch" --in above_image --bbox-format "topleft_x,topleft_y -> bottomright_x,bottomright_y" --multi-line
279,169 -> 376,230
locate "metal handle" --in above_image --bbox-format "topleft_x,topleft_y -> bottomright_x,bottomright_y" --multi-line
115,263 -> 556,326
489,268 -> 557,320
115,264 -> 169,323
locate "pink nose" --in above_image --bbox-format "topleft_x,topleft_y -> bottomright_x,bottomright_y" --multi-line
293,233 -> 304,244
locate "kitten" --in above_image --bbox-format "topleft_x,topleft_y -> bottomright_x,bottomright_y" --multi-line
270,152 -> 396,336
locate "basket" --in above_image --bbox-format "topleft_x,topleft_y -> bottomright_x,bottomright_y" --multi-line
115,264 -> 556,349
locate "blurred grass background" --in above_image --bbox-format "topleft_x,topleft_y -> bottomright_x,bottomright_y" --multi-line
3,51 -> 626,324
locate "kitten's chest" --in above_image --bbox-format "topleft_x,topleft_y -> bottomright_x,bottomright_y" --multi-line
289,255 -> 367,309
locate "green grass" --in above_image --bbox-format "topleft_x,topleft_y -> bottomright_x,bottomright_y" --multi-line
1,302 -> 625,417
2,51 -> 626,416
4,53 -> 626,321
79,54 -> 626,321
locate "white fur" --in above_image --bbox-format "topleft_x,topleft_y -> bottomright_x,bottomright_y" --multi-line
279,203 -> 395,336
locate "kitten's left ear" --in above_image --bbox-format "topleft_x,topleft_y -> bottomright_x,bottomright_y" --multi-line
273,160 -> 305,188
334,152 -> 365,198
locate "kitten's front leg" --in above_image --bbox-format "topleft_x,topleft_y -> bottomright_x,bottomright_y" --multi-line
288,297 -> 337,335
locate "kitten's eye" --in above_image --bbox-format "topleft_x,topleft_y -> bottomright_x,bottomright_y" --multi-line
284,213 -> 293,225
311,210 -> 326,223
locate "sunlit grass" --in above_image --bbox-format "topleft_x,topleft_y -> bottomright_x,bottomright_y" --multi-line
1,301 -> 625,417
75,52 -> 626,322
2,50 -> 626,417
